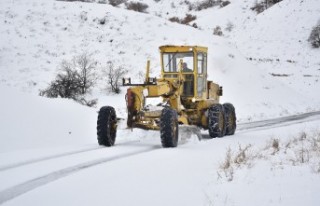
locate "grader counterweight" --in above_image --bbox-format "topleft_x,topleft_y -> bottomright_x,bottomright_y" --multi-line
97,45 -> 236,148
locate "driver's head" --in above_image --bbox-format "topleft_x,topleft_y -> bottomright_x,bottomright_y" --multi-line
183,63 -> 187,68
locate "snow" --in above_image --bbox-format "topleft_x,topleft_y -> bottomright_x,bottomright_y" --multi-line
0,0 -> 319,205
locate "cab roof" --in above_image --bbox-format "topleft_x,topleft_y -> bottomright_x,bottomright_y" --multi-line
159,45 -> 208,53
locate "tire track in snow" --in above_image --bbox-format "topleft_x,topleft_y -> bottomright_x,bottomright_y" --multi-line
237,111 -> 320,132
0,146 -> 159,205
0,147 -> 101,172
0,140 -> 140,172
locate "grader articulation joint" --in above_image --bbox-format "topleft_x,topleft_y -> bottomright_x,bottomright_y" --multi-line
97,45 -> 236,148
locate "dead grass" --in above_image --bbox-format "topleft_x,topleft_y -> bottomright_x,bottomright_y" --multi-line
219,144 -> 253,181
218,130 -> 320,182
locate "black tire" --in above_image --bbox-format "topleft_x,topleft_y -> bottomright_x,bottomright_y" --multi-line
97,106 -> 117,146
223,103 -> 236,135
208,104 -> 226,138
160,107 -> 179,148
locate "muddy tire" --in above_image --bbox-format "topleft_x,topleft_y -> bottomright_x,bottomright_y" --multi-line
97,106 -> 117,146
223,103 -> 236,135
208,104 -> 226,138
160,107 -> 179,148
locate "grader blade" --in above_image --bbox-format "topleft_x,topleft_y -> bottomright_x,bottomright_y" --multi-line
179,125 -> 202,143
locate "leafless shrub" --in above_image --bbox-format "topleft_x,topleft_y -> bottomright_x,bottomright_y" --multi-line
234,144 -> 252,165
220,0 -> 230,7
98,0 -> 107,3
80,11 -> 88,22
106,61 -> 128,93
220,147 -> 232,170
169,14 -> 197,26
251,0 -> 283,14
40,66 -> 81,99
74,53 -> 97,94
168,17 -> 180,23
181,14 -> 197,24
125,2 -> 149,13
219,148 -> 234,181
308,21 -> 320,48
108,0 -> 127,6
40,53 -> 97,106
219,144 -> 253,181
194,0 -> 220,11
271,138 -> 280,153
225,21 -> 234,32
213,26 -> 223,36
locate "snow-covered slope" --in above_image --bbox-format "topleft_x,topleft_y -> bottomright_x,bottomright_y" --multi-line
1,0 -> 319,121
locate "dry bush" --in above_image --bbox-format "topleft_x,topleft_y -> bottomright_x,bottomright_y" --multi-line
194,0 -> 220,11
218,131 -> 320,183
220,0 -> 230,7
220,147 -> 232,170
251,0 -> 283,14
308,22 -> 320,48
219,144 -> 253,181
219,148 -> 234,181
225,21 -> 234,32
234,144 -> 252,165
108,0 -> 127,6
168,17 -> 180,23
213,26 -> 223,36
272,138 -> 280,153
181,14 -> 197,24
40,54 -> 97,107
125,2 -> 149,13
169,14 -> 197,25
40,66 -> 81,99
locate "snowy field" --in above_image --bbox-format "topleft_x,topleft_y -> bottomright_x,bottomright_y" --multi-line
0,0 -> 319,205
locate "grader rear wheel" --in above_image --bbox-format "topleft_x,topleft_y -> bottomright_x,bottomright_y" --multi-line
208,104 -> 226,138
223,103 -> 236,135
97,106 -> 117,146
160,107 -> 179,148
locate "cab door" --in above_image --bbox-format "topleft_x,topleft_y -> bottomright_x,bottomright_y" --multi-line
196,52 -> 207,98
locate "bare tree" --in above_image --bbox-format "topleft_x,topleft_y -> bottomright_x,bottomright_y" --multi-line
73,53 -> 97,94
39,63 -> 81,99
40,53 -> 97,99
106,61 -> 128,93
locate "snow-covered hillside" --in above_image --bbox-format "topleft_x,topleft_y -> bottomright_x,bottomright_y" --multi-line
0,0 -> 320,205
0,0 -> 319,120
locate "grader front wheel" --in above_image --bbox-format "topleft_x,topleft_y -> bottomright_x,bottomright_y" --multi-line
97,106 -> 117,146
160,107 -> 179,148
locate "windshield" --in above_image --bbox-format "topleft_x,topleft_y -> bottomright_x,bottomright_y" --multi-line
162,52 -> 194,73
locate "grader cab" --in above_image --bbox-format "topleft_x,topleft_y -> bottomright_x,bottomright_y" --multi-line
97,45 -> 236,148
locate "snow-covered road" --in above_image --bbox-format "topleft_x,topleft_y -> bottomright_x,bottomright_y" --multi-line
1,111 -> 320,205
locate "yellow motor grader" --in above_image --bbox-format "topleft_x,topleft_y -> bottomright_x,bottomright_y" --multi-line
97,45 -> 236,147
